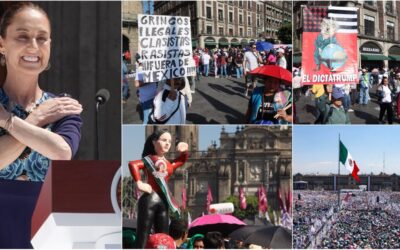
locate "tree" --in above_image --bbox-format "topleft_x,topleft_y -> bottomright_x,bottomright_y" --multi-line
277,23 -> 292,44
224,195 -> 258,220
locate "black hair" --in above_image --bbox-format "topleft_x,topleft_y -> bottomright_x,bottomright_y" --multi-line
168,219 -> 188,241
141,128 -> 170,158
0,2 -> 50,38
203,231 -> 224,249
381,76 -> 388,85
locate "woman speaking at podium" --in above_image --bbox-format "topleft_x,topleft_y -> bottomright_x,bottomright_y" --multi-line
0,2 -> 82,248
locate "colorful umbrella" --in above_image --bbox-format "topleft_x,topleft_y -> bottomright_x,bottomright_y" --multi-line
188,214 -> 246,237
250,65 -> 292,85
256,41 -> 273,52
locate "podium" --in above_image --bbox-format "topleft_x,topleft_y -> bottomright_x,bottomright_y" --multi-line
30,160 -> 121,249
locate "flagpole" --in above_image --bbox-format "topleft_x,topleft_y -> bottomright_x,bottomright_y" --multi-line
338,134 -> 340,209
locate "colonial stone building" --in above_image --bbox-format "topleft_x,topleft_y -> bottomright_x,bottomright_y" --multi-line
293,0 -> 400,69
122,1 -> 143,61
154,1 -> 292,49
294,173 -> 400,191
146,125 -> 292,219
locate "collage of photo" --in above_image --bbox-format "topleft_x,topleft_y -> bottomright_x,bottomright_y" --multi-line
0,0 -> 400,249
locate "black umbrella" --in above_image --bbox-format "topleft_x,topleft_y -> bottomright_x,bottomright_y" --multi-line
244,226 -> 292,249
229,226 -> 263,241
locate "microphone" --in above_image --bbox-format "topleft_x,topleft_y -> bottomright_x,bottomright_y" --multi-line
95,89 -> 110,105
95,88 -> 110,160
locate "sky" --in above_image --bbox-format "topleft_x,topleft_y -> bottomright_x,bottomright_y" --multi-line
293,126 -> 400,175
122,125 -> 239,176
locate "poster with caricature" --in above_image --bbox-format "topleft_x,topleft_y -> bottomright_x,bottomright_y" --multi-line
301,6 -> 359,85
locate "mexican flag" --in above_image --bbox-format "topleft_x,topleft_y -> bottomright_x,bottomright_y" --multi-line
339,141 -> 360,182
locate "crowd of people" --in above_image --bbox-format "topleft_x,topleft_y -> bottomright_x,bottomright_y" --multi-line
294,190 -> 400,249
123,44 -> 293,125
294,67 -> 400,124
124,217 -> 291,249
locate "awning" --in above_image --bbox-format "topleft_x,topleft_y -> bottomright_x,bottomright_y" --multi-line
218,42 -> 230,46
389,55 -> 400,61
192,40 -> 198,47
205,42 -> 217,45
361,54 -> 390,61
230,42 -> 240,46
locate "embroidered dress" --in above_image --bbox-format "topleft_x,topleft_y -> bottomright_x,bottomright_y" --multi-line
0,88 -> 53,182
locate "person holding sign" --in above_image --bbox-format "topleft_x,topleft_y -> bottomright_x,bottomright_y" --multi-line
129,129 -> 189,248
148,77 -> 187,124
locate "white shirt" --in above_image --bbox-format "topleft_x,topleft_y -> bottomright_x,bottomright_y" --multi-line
381,85 -> 392,103
152,84 -> 186,124
201,53 -> 211,65
277,56 -> 287,69
244,51 -> 260,72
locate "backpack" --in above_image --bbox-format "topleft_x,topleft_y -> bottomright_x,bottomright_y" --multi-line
322,105 -> 335,124
148,90 -> 181,124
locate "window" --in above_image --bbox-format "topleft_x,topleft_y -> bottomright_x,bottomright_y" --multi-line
386,1 -> 394,13
257,15 -> 260,26
229,28 -> 233,36
248,16 -> 251,26
218,9 -> 223,21
240,28 -> 243,37
206,6 -> 212,19
247,29 -> 251,36
207,26 -> 212,34
365,1 -> 375,6
239,1 -> 243,7
248,1 -> 251,9
364,15 -> 375,36
387,21 -> 395,40
219,27 -> 224,36
239,14 -> 243,25
229,12 -> 233,23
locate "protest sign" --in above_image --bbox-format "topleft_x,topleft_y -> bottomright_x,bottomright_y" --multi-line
301,6 -> 358,85
138,14 -> 196,82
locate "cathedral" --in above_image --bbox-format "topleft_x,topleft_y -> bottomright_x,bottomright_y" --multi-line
145,125 -> 292,218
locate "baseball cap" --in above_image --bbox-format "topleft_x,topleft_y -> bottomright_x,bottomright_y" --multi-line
332,87 -> 344,99
145,233 -> 176,249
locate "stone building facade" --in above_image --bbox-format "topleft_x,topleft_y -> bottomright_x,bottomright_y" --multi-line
146,125 -> 292,219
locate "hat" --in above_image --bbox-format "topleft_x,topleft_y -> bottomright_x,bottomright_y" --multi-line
332,87 -> 344,99
277,48 -> 285,53
145,233 -> 176,249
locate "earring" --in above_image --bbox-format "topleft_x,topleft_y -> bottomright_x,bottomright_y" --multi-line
45,62 -> 51,70
0,54 -> 5,67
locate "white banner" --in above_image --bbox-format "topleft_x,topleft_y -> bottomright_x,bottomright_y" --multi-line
138,14 -> 196,82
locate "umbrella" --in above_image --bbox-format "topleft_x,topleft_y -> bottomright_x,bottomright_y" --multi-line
250,65 -> 292,85
256,41 -> 273,52
229,226 -> 263,241
244,226 -> 292,249
188,214 -> 246,237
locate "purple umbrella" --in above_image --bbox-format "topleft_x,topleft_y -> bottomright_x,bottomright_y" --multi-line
188,214 -> 246,237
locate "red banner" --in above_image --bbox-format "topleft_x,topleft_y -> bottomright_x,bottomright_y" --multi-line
206,185 -> 213,213
239,187 -> 247,210
301,6 -> 359,85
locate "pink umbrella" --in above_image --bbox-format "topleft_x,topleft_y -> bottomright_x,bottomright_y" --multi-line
189,214 -> 246,236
